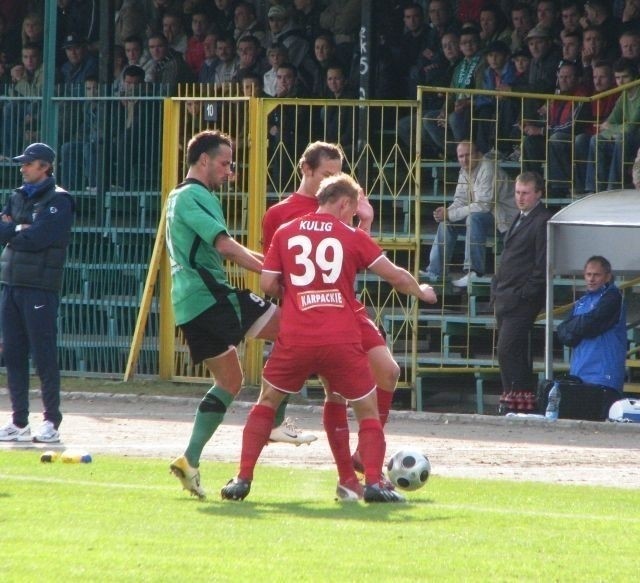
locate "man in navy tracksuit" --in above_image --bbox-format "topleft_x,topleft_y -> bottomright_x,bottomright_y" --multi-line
557,256 -> 627,391
0,143 -> 74,443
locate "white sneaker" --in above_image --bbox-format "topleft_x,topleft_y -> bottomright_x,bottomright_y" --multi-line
0,421 -> 31,442
32,421 -> 60,443
269,417 -> 318,446
452,271 -> 478,288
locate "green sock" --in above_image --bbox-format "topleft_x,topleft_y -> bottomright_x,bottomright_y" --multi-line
273,393 -> 290,427
185,385 -> 234,467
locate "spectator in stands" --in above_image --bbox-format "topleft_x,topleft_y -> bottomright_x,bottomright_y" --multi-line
293,0 -> 324,44
420,141 -> 517,287
424,26 -> 485,155
560,0 -> 584,40
148,0 -> 183,35
113,64 -> 162,189
423,0 -> 461,61
557,256 -> 627,393
264,4 -> 309,71
479,5 -> 512,48
267,63 -> 310,190
57,0 -> 100,51
510,2 -> 535,53
525,24 -> 561,95
233,35 -> 266,81
319,0 -> 361,68
111,44 -> 128,94
198,32 -> 219,83
320,62 -> 356,150
580,26 -> 611,85
391,2 -> 431,98
492,171 -> 552,413
162,10 -> 188,55
474,40 -> 518,156
580,0 -> 620,53
233,1 -> 265,46
144,32 -> 194,92
622,0 -> 640,29
59,34 -> 99,86
114,0 -> 147,47
263,43 -> 289,96
535,0 -> 561,38
585,58 -> 640,192
561,29 -> 582,68
309,33 -> 341,95
240,70 -> 265,97
399,30 -> 461,152
1,43 -> 43,159
20,12 -> 43,49
59,76 -> 106,192
619,30 -> 640,69
523,61 -> 590,193
185,10 -> 212,75
213,35 -> 239,85
446,26 -> 485,146
574,60 -> 618,193
211,0 -> 236,37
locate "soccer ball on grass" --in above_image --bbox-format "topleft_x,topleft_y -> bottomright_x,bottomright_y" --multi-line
386,448 -> 431,491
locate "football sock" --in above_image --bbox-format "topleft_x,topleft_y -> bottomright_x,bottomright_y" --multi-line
323,401 -> 356,484
273,394 -> 290,427
376,386 -> 394,427
184,385 -> 234,467
357,417 -> 385,485
239,404 -> 275,481
352,386 -> 393,462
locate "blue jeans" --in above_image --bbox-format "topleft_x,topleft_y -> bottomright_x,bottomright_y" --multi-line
425,212 -> 495,277
586,134 -> 616,193
574,132 -> 591,193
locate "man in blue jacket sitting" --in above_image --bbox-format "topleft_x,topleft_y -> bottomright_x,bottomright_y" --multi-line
557,255 -> 627,392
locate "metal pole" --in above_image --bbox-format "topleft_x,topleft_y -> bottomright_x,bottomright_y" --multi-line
41,2 -> 58,147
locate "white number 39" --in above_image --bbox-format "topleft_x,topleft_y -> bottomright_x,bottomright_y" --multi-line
288,235 -> 343,286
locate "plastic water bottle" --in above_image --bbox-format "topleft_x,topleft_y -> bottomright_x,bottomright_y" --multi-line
545,382 -> 561,421
61,450 -> 92,463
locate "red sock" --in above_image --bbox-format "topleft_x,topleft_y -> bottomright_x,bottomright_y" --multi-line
323,401 -> 356,485
239,404 -> 275,481
376,386 -> 394,427
357,417 -> 385,485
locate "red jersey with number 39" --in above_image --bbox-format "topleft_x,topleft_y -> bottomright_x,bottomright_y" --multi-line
263,211 -> 383,345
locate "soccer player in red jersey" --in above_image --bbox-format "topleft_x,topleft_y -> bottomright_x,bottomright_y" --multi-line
262,142 -> 404,486
221,173 -> 437,503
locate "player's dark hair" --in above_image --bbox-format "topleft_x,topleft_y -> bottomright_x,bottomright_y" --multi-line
316,173 -> 359,206
186,130 -> 233,166
298,141 -> 343,172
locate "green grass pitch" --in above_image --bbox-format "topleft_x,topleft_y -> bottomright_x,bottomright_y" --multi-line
0,451 -> 636,582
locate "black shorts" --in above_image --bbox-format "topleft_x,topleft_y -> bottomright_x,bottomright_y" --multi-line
180,290 -> 275,364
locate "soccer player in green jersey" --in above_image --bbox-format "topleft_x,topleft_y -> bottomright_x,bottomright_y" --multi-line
166,130 -> 314,499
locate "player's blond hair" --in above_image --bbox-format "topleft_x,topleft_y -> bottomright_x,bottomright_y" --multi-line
316,173 -> 359,206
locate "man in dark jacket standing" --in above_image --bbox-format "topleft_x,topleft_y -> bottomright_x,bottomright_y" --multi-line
491,171 -> 552,413
0,143 -> 74,443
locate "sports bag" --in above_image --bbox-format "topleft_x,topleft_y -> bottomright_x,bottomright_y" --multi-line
537,376 -> 622,421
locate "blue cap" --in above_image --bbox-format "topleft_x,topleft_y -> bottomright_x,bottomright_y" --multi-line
12,143 -> 56,165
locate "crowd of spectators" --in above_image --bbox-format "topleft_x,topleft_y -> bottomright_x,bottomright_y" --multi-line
1,1 -> 640,189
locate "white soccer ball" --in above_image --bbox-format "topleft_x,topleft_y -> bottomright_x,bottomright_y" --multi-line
386,448 -> 431,491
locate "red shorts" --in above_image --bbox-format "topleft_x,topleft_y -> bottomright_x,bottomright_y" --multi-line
357,311 -> 386,352
263,340 -> 376,401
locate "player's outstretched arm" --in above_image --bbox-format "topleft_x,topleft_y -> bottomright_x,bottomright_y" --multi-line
215,234 -> 263,274
260,271 -> 283,298
370,256 -> 438,304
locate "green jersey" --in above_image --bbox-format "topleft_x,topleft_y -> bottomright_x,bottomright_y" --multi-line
165,178 -> 234,324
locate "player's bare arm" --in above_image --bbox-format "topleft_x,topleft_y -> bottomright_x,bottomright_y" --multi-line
370,256 -> 438,304
214,233 -> 263,273
260,270 -> 282,298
